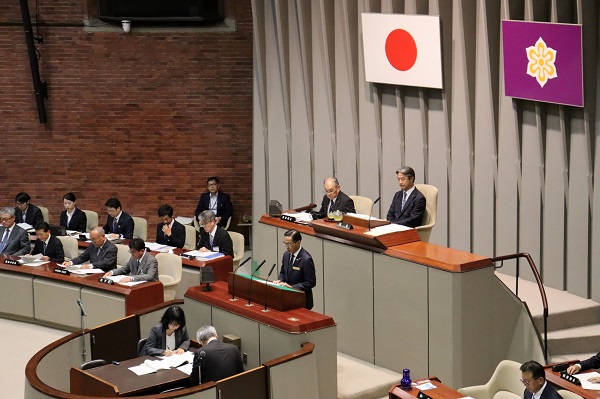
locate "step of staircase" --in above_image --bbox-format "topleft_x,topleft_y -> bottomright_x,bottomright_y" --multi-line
547,324 -> 600,357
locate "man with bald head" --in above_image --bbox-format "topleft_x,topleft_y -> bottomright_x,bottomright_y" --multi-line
318,177 -> 356,215
62,226 -> 117,271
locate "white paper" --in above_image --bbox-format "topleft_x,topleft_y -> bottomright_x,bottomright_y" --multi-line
144,242 -> 175,252
196,251 -> 222,258
283,212 -> 313,223
574,372 -> 600,390
175,216 -> 194,225
19,253 -> 43,263
415,382 -> 436,390
106,276 -> 146,286
23,260 -> 50,267
70,268 -> 105,274
183,250 -> 203,257
363,223 -> 413,236
17,222 -> 33,230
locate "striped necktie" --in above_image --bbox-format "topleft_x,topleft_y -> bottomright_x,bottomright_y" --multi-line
401,191 -> 407,211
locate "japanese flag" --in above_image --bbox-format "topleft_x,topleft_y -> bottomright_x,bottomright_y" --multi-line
362,13 -> 443,89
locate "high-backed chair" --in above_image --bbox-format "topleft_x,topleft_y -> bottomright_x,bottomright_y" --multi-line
457,360 -> 523,399
183,224 -> 197,250
156,253 -> 182,301
229,231 -> 245,269
57,236 -> 78,261
38,206 -> 49,223
137,337 -> 148,357
223,217 -> 232,231
115,243 -> 131,267
80,359 -> 108,370
82,210 -> 98,232
348,195 -> 374,215
414,184 -> 438,242
132,216 -> 147,241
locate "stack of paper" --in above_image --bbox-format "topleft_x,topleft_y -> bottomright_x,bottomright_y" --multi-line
145,242 -> 176,253
363,223 -> 413,236
128,352 -> 194,376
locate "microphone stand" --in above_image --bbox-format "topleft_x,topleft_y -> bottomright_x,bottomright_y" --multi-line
77,299 -> 87,364
197,350 -> 206,384
230,257 -> 251,301
367,197 -> 381,231
246,260 -> 266,307
262,263 -> 277,312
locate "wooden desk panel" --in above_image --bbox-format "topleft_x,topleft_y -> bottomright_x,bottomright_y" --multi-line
389,378 -> 463,399
545,366 -> 600,399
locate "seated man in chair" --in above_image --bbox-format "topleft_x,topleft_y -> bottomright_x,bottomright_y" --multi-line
520,360 -> 561,399
189,325 -> 244,385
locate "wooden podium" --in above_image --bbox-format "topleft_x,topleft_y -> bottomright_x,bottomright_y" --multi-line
227,273 -> 306,311
310,218 -> 420,250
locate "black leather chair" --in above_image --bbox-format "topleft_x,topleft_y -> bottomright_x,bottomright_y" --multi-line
80,359 -> 108,370
137,337 -> 148,357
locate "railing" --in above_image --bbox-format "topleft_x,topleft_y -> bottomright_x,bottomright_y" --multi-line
492,252 -> 548,362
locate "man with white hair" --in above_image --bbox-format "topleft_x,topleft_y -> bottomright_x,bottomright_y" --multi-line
0,206 -> 30,255
189,325 -> 244,385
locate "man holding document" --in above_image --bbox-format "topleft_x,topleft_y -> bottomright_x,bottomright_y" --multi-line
62,226 -> 117,271
103,238 -> 158,283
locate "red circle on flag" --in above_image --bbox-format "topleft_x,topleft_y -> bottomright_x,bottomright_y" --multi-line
385,29 -> 417,71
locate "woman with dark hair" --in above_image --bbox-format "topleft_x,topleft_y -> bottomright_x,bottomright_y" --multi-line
59,192 -> 87,233
141,305 -> 190,356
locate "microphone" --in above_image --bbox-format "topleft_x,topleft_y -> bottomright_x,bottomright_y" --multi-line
246,260 -> 266,306
76,299 -> 87,317
262,263 -> 277,312
230,257 -> 252,301
367,197 -> 381,231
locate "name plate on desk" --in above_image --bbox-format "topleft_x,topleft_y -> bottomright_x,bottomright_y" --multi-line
99,277 -> 114,285
4,259 -> 20,265
280,214 -> 296,222
560,372 -> 581,386
54,267 -> 70,275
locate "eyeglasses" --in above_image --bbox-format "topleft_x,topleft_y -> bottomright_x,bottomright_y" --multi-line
324,188 -> 337,194
520,378 -> 540,386
207,182 -> 218,187
282,241 -> 296,247
0,217 -> 14,222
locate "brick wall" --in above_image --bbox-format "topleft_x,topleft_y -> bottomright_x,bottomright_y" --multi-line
0,1 -> 253,237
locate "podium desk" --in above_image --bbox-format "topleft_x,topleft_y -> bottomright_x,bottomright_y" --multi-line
228,272 -> 306,311
70,355 -> 189,396
389,378 -> 463,399
544,366 -> 600,399
185,281 -> 337,398
0,257 -> 163,330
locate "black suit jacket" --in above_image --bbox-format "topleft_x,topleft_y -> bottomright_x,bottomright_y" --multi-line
189,340 -> 244,385
71,238 -> 117,271
15,204 -> 44,226
386,188 -> 426,228
278,247 -> 316,310
141,324 -> 190,356
59,208 -> 87,233
194,192 -> 233,227
523,383 -> 562,399
318,191 -> 356,214
103,211 -> 134,239
156,220 -> 186,248
579,352 -> 600,371
197,226 -> 233,257
31,235 -> 65,263
0,225 -> 31,256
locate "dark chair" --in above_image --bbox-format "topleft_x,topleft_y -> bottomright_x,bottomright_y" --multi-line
80,359 -> 108,370
137,337 -> 148,357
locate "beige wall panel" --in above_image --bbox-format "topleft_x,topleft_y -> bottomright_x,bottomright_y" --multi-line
566,114 -> 590,297
519,106 -> 543,282
0,272 -> 34,318
542,107 -> 567,290
183,297 -> 213,336
212,307 -> 261,368
323,240 -> 373,362
373,254 -> 428,377
402,89 -> 426,180
34,279 -> 82,329
80,288 -> 125,329
252,222 -> 279,278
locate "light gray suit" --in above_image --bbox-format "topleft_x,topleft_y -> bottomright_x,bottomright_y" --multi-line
112,251 -> 158,282
0,224 -> 31,256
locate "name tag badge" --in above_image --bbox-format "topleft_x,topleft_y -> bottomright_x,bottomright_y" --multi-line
213,246 -> 220,253
292,266 -> 300,271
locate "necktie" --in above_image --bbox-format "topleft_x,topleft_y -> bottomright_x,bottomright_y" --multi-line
42,241 -> 47,255
137,259 -> 141,272
328,200 -> 334,213
290,254 -> 295,266
209,234 -> 214,248
97,246 -> 101,257
0,229 -> 10,253
401,191 -> 407,211
112,218 -> 118,233
22,210 -> 26,223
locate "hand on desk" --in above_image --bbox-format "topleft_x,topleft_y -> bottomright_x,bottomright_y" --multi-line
567,364 -> 581,375
273,280 -> 292,288
163,348 -> 185,356
41,256 -> 50,261
198,247 -> 209,253
107,233 -> 120,240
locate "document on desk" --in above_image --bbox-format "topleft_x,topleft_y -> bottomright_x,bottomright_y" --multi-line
145,242 -> 176,253
574,372 -> 600,390
129,352 -> 194,376
183,250 -> 225,260
363,223 -> 413,236
68,266 -> 105,274
282,212 -> 313,224
20,254 -> 43,263
23,260 -> 50,267
106,276 -> 146,286
17,222 -> 34,231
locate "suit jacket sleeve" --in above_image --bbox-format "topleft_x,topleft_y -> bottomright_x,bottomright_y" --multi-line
217,229 -> 234,257
196,230 -> 209,250
580,352 -> 600,371
111,258 -> 132,276
14,228 -> 31,256
292,254 -> 316,292
49,236 -> 65,263
386,192 -> 400,222
73,209 -> 87,233
92,243 -> 118,271
339,193 -> 356,213
189,351 -> 201,386
278,253 -> 288,282
103,216 -> 112,235
156,222 -> 186,248
135,254 -> 158,282
318,195 -> 328,214
400,191 -> 426,228
218,193 -> 233,226
121,214 -> 135,239
71,247 -> 91,265
143,325 -> 166,356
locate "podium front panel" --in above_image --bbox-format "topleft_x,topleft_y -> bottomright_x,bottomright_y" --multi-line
213,307 -> 261,369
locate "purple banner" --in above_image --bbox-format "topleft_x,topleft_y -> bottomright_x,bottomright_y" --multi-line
502,20 -> 583,107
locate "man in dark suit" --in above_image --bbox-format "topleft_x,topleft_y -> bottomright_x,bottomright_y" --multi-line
156,204 -> 186,248
194,176 -> 233,228
31,222 -> 65,263
14,192 -> 44,226
189,325 -> 244,385
0,207 -> 31,256
386,166 -> 426,228
567,352 -> 600,381
103,197 -> 134,239
196,210 -> 234,257
103,238 -> 158,282
63,226 -> 117,271
318,177 -> 356,214
520,360 -> 561,399
274,230 -> 316,310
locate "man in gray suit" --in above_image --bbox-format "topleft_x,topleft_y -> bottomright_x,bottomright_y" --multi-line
0,207 -> 31,256
103,238 -> 158,282
62,226 -> 117,271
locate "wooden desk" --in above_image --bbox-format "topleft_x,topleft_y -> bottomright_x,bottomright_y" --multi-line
0,256 -> 163,329
545,366 -> 600,399
389,377 -> 464,399
70,355 -> 188,396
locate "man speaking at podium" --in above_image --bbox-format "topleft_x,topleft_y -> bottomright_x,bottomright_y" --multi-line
274,230 -> 316,310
